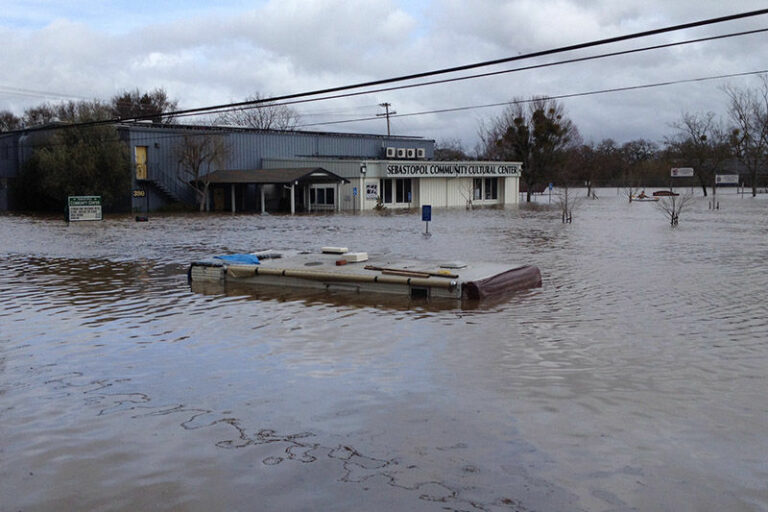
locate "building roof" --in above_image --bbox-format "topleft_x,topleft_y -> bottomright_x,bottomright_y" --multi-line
200,167 -> 350,185
117,122 -> 431,142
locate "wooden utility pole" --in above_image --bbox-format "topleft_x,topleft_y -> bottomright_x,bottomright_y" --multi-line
377,102 -> 396,136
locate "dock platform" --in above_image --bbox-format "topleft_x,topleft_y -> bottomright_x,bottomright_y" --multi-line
189,249 -> 541,301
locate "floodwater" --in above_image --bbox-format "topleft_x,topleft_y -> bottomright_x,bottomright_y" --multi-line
1,189 -> 767,512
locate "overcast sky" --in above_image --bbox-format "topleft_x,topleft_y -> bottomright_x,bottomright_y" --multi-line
2,1 -> 768,151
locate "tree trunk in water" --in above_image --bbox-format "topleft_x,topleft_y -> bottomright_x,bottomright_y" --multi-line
698,175 -> 708,197
198,183 -> 210,212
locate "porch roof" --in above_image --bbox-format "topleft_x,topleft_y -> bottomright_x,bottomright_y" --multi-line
200,167 -> 349,185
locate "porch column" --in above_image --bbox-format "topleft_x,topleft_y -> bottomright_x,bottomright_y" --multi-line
336,182 -> 341,212
260,185 -> 266,214
290,183 -> 295,214
231,184 -> 236,213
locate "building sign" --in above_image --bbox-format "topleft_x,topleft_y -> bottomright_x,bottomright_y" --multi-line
671,167 -> 694,177
386,161 -> 521,178
133,188 -> 146,198
715,174 -> 739,185
366,183 -> 378,199
68,196 -> 102,222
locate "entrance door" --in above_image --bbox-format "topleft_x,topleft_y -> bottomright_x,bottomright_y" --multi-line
135,146 -> 148,180
213,187 -> 225,211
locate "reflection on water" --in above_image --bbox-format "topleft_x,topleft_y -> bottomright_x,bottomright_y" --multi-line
1,191 -> 767,511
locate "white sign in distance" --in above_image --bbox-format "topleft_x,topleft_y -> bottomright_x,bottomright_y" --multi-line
68,195 -> 102,222
715,174 -> 739,185
671,167 -> 694,177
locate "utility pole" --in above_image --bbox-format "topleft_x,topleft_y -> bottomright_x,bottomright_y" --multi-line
377,102 -> 396,136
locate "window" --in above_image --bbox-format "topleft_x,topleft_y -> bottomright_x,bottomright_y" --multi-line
311,186 -> 335,206
396,178 -> 412,203
380,179 -> 393,203
473,178 -> 482,200
381,178 -> 412,204
484,178 -> 498,199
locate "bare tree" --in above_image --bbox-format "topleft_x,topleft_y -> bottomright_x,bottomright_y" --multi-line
555,186 -> 584,223
434,138 -> 470,160
214,93 -> 300,130
655,193 -> 694,226
174,133 -> 231,211
623,185 -> 639,203
0,110 -> 21,132
722,76 -> 768,197
456,179 -> 476,210
620,139 -> 659,200
478,97 -> 580,202
665,112 -> 730,196
111,88 -> 178,123
22,103 -> 58,127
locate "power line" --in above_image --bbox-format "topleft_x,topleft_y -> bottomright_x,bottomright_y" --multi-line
13,67 -> 768,151
0,85 -> 91,101
173,26 -> 768,122
127,8 -> 768,120
6,8 -> 768,134
294,69 -> 768,129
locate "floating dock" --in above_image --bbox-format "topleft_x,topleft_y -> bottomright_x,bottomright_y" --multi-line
189,249 -> 541,301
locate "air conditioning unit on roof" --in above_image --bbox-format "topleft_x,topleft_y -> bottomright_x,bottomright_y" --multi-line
406,148 -> 416,158
385,147 -> 396,158
396,148 -> 407,158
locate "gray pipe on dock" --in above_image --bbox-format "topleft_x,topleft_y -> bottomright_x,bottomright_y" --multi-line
227,265 -> 457,289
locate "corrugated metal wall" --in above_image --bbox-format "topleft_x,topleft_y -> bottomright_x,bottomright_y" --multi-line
122,125 -> 434,209
1,124 -> 436,210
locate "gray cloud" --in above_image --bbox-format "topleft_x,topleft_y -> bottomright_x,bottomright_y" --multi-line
2,0 -> 767,149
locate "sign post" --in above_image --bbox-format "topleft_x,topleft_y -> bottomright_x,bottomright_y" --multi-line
713,174 -> 738,209
670,167 -> 694,194
133,187 -> 148,221
421,204 -> 432,238
67,196 -> 102,222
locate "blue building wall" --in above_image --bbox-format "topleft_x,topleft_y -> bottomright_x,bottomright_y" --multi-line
120,124 -> 433,211
1,123 -> 435,211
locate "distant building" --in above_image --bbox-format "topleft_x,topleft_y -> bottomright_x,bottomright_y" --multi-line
1,123 -> 522,213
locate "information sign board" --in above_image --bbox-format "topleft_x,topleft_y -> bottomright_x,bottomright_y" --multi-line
68,196 -> 102,222
422,205 -> 432,222
671,167 -> 694,177
715,174 -> 739,185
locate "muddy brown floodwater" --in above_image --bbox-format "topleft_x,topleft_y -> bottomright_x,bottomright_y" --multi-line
1,189 -> 767,511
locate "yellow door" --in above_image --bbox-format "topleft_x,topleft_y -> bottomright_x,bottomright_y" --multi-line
135,146 -> 148,180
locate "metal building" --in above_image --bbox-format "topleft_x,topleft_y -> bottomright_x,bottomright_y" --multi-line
1,122 -> 522,213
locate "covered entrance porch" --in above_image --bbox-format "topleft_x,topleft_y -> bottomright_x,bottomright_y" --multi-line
200,167 -> 349,214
